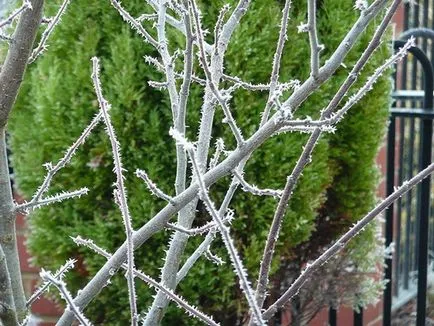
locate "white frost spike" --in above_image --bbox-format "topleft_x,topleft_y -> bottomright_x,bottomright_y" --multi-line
28,0 -> 72,63
72,236 -> 219,326
354,0 -> 368,11
27,259 -> 76,307
297,22 -> 309,33
40,269 -> 92,326
91,57 -> 138,326
169,127 -> 195,151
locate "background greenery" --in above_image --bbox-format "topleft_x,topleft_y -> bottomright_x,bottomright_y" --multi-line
9,0 -> 391,324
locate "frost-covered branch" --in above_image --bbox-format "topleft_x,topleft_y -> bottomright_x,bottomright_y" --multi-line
184,137 -> 264,325
28,0 -> 71,63
176,231 -> 217,282
0,0 -> 32,29
136,169 -> 173,203
91,57 -> 137,326
189,0 -> 244,145
16,188 -> 88,213
262,162 -> 434,320
233,170 -> 282,198
260,0 -> 292,125
307,0 -> 321,79
72,236 -> 219,326
167,210 -> 233,236
110,0 -> 158,48
252,0 -> 402,311
29,111 -> 101,204
27,259 -> 76,307
40,270 -> 92,326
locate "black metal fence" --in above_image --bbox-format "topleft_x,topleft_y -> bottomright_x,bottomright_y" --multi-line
383,37 -> 434,326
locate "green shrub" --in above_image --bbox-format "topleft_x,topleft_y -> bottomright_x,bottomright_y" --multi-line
9,0 -> 390,324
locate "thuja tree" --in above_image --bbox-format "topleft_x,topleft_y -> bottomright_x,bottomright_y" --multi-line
0,0 -> 432,326
9,0 -> 389,324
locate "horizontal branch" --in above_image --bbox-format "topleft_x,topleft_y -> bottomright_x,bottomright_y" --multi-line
136,169 -> 174,204
16,188 -> 89,213
233,170 -> 282,198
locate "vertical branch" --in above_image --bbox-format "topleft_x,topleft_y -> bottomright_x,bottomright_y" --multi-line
0,0 -> 44,127
307,0 -> 320,79
189,0 -> 244,145
260,0 -> 292,126
253,0 -> 402,312
0,128 -> 26,322
186,143 -> 265,325
156,0 -> 179,119
143,2 -> 193,324
175,5 -> 194,196
91,58 -> 138,326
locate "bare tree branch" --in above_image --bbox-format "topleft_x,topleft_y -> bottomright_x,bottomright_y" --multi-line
28,0 -> 72,63
263,161 -> 434,320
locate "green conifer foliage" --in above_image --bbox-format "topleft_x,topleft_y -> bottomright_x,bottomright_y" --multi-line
9,0 -> 390,324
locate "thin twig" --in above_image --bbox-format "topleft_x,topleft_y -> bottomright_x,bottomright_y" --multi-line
0,0 -> 32,29
27,259 -> 76,307
233,170 -> 282,198
260,0 -> 292,126
28,0 -> 72,63
16,188 -> 89,213
40,270 -> 92,326
166,210 -> 233,236
29,111 -> 102,204
183,136 -> 264,325
176,231 -> 217,282
110,0 -> 158,48
91,57 -> 138,326
189,0 -> 244,145
136,169 -> 173,203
